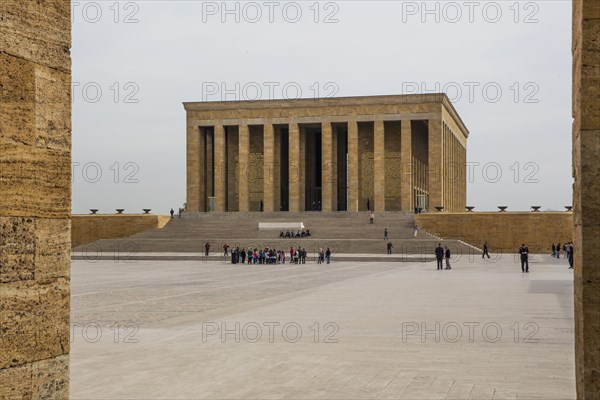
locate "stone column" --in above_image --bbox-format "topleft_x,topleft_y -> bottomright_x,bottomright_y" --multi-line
213,124 -> 226,211
347,121 -> 359,212
321,121 -> 334,212
400,119 -> 413,211
263,123 -> 275,212
186,119 -> 201,213
238,124 -> 250,212
289,122 -> 301,212
374,120 -> 385,211
0,1 -> 71,397
428,118 -> 443,211
573,1 -> 600,398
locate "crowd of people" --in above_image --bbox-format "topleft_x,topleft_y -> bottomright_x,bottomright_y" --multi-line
203,243 -> 332,264
552,242 -> 574,269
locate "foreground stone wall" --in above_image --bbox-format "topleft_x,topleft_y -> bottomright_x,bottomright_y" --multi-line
72,215 -> 171,248
416,212 -> 573,253
0,0 -> 71,397
572,1 -> 600,398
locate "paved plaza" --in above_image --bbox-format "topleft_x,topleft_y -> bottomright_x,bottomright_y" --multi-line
71,255 -> 575,399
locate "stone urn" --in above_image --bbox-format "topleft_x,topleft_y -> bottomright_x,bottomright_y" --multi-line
565,206 -> 573,212
143,209 -> 152,214
466,206 -> 475,212
498,206 -> 508,212
434,206 -> 444,212
116,209 -> 125,214
89,209 -> 99,214
531,206 -> 541,212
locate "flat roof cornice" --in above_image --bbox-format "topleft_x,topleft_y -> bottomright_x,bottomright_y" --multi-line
183,93 -> 469,137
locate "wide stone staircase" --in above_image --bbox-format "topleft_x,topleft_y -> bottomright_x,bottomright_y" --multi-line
73,212 -> 477,262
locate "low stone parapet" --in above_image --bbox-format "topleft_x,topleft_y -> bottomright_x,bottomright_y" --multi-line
416,212 -> 573,253
71,214 -> 170,248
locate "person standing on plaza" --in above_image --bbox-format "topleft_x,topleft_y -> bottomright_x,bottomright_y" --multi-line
444,246 -> 452,269
301,248 -> 307,264
384,228 -> 388,241
240,248 -> 246,264
551,243 -> 556,257
325,248 -> 331,264
370,212 -> 374,225
482,241 -> 491,259
387,241 -> 393,255
223,243 -> 229,257
435,243 -> 444,270
519,243 -> 530,273
556,242 -> 561,258
568,243 -> 574,269
170,208 -> 174,218
413,225 -> 418,238
204,242 -> 211,257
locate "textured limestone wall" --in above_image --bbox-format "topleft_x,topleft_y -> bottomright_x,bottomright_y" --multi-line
416,212 -> 573,253
0,0 -> 71,398
71,215 -> 171,248
572,1 -> 600,398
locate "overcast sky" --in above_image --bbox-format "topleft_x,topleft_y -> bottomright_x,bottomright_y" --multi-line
71,0 -> 573,214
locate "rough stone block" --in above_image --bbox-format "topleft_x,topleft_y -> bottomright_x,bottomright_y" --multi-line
0,53 -> 36,147
0,363 -> 32,399
31,354 -> 69,399
34,219 -> 70,282
574,130 -> 600,226
574,224 -> 600,281
34,66 -> 71,151
0,0 -> 71,72
35,279 -> 69,363
0,145 -> 70,218
0,279 -> 69,370
0,281 -> 38,369
0,217 -> 36,283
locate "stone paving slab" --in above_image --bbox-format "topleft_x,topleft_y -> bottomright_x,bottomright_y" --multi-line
71,255 -> 575,399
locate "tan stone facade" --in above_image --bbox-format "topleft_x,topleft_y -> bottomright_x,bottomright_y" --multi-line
572,1 -> 600,398
0,0 -> 71,398
184,94 -> 468,213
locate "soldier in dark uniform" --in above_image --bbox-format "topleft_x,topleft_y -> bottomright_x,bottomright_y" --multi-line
568,243 -> 574,269
519,244 -> 529,273
482,242 -> 490,259
435,244 -> 444,270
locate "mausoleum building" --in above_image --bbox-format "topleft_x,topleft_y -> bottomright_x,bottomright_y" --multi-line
184,94 -> 468,213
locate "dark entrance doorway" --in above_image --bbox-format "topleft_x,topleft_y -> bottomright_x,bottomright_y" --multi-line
335,125 -> 348,211
279,127 -> 289,211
